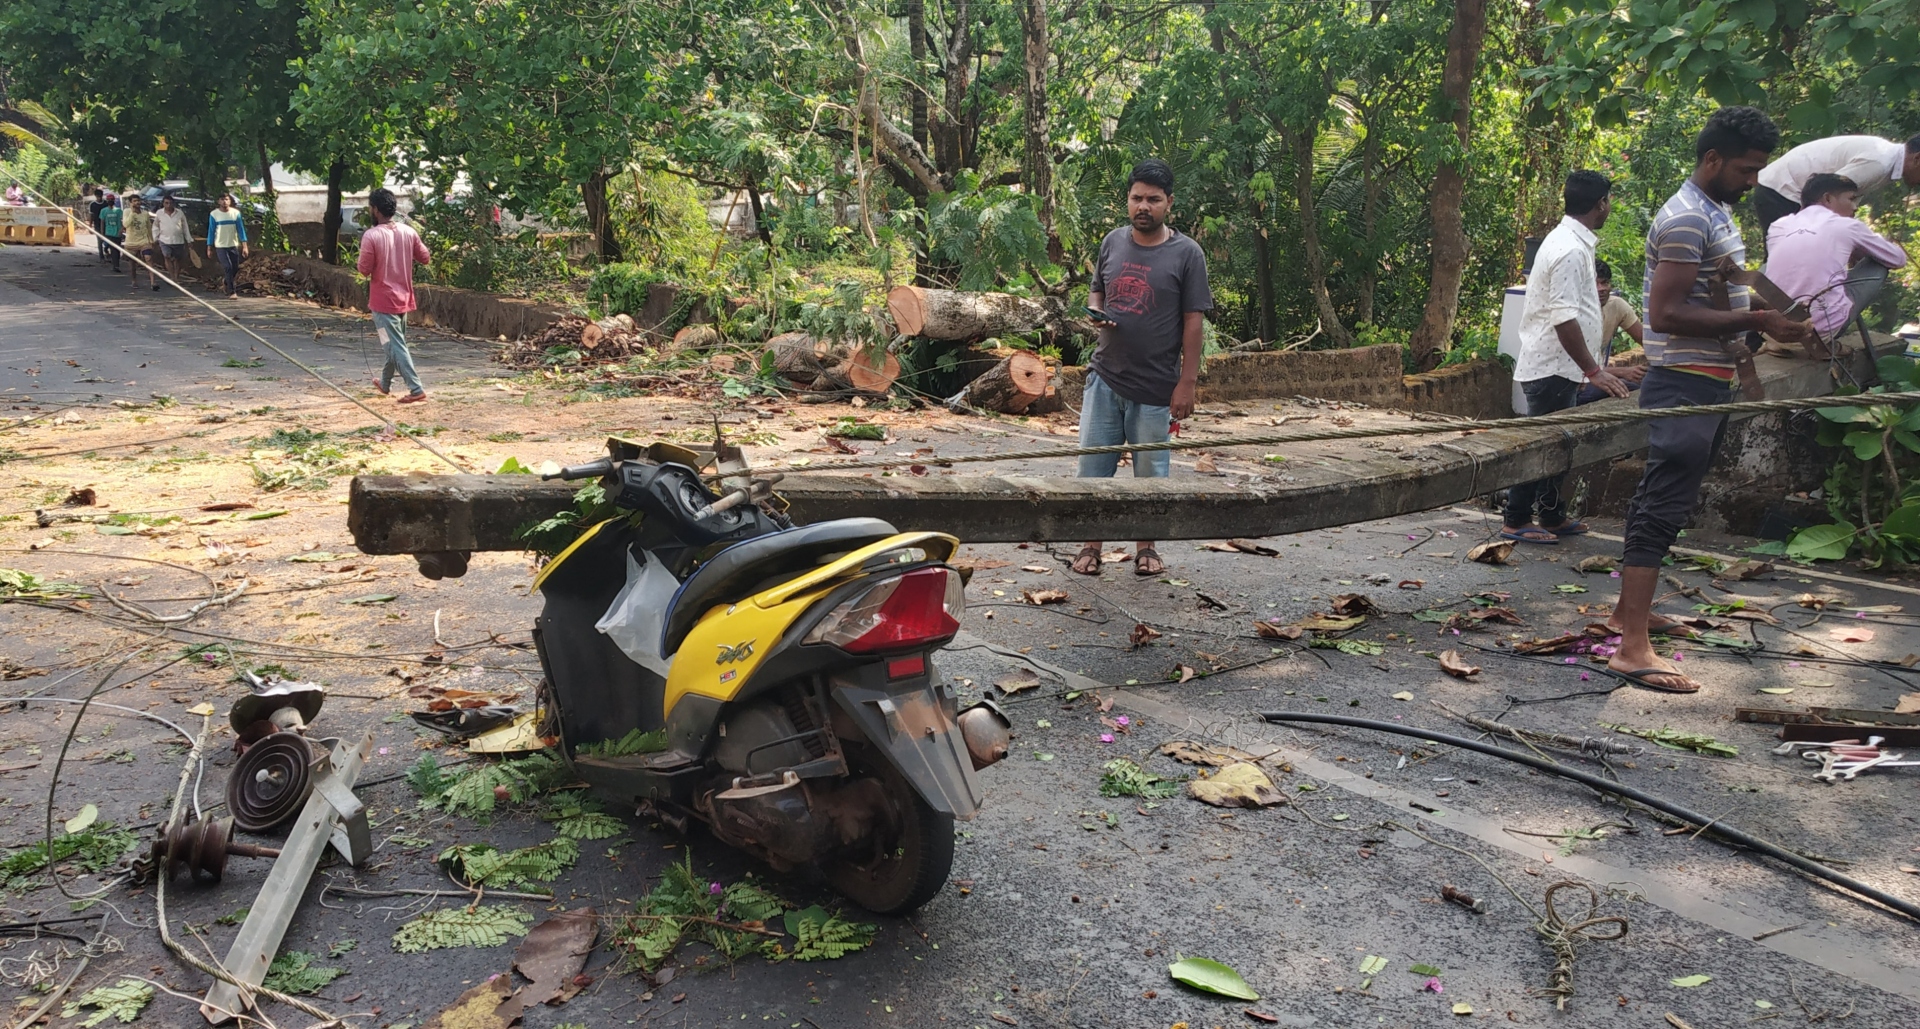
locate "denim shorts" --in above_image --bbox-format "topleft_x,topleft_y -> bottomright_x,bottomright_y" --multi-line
1077,371 -> 1171,478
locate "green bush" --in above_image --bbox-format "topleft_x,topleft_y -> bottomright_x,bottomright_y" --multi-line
586,263 -> 665,319
411,198 -> 573,297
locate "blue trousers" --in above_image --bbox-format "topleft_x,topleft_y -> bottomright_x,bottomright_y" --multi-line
1077,371 -> 1171,478
374,311 -> 424,395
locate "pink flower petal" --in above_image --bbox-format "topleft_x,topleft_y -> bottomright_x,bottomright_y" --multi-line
1672,651 -> 1684,661
1424,977 -> 1443,993
1610,571 -> 1620,579
1100,733 -> 1115,743
1579,672 -> 1591,681
1564,657 -> 1577,664
1114,715 -> 1131,727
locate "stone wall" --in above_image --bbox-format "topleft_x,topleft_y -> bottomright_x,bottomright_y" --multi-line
1401,358 -> 1511,417
275,255 -> 569,340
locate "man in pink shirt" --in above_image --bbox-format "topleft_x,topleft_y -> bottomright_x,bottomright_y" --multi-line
1763,173 -> 1908,346
357,188 -> 434,403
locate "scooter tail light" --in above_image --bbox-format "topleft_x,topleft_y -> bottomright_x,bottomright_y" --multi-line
804,567 -> 963,654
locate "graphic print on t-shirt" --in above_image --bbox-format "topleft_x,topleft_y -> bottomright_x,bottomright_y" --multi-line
1106,261 -> 1156,316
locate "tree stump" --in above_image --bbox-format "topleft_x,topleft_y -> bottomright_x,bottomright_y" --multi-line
887,285 -> 1063,340
945,351 -> 1050,413
770,332 -> 830,385
580,314 -> 636,350
672,324 -> 723,351
844,349 -> 901,394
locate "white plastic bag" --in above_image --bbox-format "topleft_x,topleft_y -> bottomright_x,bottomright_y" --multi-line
594,549 -> 677,676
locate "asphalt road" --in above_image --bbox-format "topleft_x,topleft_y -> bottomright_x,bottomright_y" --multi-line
3,239 -> 1919,1029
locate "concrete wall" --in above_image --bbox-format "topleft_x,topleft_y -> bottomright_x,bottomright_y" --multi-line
1055,345 -> 1507,415
1402,358 -> 1511,417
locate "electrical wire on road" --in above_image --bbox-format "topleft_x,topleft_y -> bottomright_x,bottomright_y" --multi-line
779,389 -> 1920,472
10,183 -> 467,474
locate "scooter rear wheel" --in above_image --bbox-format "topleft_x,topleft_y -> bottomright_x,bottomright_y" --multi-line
827,776 -> 955,915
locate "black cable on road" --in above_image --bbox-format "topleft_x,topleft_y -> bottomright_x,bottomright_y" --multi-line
1258,711 -> 1920,924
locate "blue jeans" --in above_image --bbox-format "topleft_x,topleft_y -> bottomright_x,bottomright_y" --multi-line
1077,371 -> 1171,478
374,312 -> 424,395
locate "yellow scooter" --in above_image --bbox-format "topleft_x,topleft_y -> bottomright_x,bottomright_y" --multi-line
530,437 -> 1009,913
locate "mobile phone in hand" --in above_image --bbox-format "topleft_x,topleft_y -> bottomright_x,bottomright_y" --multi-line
1076,305 -> 1116,325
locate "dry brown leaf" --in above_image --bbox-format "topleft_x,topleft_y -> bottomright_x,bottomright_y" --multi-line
952,558 -> 1011,573
1228,539 -> 1280,556
1437,649 -> 1480,678
1463,606 -> 1525,626
1513,633 -> 1583,655
496,907 -> 598,1019
1022,588 -> 1069,605
1720,559 -> 1773,580
1796,593 -> 1839,610
1829,626 -> 1876,643
1096,693 -> 1116,712
994,669 -> 1042,695
1575,555 -> 1617,574
1253,621 -> 1303,640
1893,693 -> 1920,715
1175,664 -> 1197,683
1101,550 -> 1132,564
1723,609 -> 1781,625
1194,453 -> 1219,474
1398,579 -> 1425,590
1201,542 -> 1240,553
1020,565 -> 1052,574
1468,540 -> 1515,565
1295,612 -> 1367,633
1158,740 -> 1256,767
1129,623 -> 1163,647
1188,762 -> 1285,808
421,977 -> 516,1029
1330,593 -> 1379,617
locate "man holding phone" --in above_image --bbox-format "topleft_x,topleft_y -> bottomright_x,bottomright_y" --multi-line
1070,158 -> 1213,577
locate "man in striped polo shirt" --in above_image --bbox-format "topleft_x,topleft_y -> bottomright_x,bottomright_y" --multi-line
1607,106 -> 1815,694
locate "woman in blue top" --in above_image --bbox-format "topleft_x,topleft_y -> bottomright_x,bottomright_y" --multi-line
207,194 -> 250,298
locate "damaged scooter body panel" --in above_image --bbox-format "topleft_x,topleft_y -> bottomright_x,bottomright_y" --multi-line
831,676 -> 985,819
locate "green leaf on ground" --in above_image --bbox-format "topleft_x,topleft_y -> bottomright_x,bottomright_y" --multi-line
1097,759 -> 1183,799
1410,963 -> 1443,976
61,979 -> 152,1026
1169,956 -> 1259,1000
263,950 -> 346,995
1785,523 -> 1857,562
342,593 -> 397,605
1670,974 -> 1712,988
64,803 -> 98,834
391,904 -> 533,952
1358,955 -> 1388,976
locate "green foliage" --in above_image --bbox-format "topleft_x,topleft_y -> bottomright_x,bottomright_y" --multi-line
1,825 -> 138,888
0,568 -> 89,599
1098,759 -> 1183,799
60,979 -> 152,1026
438,836 -> 579,887
391,904 -> 534,953
777,905 -> 877,962
587,263 -> 667,320
405,754 -> 453,803
429,752 -> 571,819
576,727 -> 670,758
411,199 -> 575,298
263,950 -> 346,995
1786,386 -> 1920,567
1600,723 -> 1738,758
516,481 -> 634,560
925,173 -> 1055,292
777,279 -> 883,354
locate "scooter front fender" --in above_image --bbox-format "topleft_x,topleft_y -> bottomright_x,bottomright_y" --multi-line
831,677 -> 984,820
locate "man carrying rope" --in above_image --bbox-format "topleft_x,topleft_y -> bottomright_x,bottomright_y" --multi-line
1609,107 -> 1818,694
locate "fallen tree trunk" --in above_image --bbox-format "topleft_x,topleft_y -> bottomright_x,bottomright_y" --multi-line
945,351 -> 1049,413
580,314 -> 637,350
770,333 -> 899,393
769,332 -> 830,384
672,324 -> 722,352
888,286 -> 1062,340
842,349 -> 901,393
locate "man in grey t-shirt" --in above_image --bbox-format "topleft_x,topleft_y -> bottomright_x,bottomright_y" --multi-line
1070,158 -> 1213,577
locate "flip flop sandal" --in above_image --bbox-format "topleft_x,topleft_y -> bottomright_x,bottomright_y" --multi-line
1541,520 -> 1590,536
1500,527 -> 1559,544
1611,667 -> 1700,693
1070,545 -> 1103,576
1134,547 -> 1165,576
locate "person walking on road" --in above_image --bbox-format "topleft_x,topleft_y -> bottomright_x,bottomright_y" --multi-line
357,188 -> 433,404
87,188 -> 109,261
207,193 -> 249,298
122,195 -> 158,290
1608,106 -> 1817,695
1751,133 -> 1920,238
97,195 -> 124,273
1504,170 -> 1625,545
152,195 -> 189,282
1068,158 -> 1213,578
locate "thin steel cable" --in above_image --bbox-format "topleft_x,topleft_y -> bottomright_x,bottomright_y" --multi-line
776,390 -> 1920,472
14,184 -> 467,474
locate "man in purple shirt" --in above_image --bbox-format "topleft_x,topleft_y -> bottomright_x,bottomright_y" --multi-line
1763,173 -> 1909,346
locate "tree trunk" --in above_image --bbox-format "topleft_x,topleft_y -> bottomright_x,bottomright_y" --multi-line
843,349 -> 901,393
946,351 -> 1049,413
320,158 -> 346,266
908,0 -> 929,151
1252,227 -> 1277,344
931,0 -> 973,176
744,176 -> 772,246
1357,125 -> 1382,327
1018,0 -> 1060,263
582,169 -> 621,264
257,140 -> 274,195
1406,0 -> 1487,372
1284,125 -> 1352,348
887,285 -> 1063,339
770,331 -> 831,383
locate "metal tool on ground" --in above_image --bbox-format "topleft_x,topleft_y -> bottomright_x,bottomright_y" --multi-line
1441,884 -> 1488,914
201,734 -> 373,1024
1774,739 -> 1920,783
1737,706 -> 1920,747
132,817 -> 281,883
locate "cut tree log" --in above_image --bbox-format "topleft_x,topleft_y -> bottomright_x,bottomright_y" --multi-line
887,286 -> 1063,340
770,332 -> 831,384
579,314 -> 636,350
672,324 -> 722,352
844,349 -> 901,393
945,351 -> 1050,413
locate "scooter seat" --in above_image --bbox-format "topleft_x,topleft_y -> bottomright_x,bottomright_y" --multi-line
661,517 -> 898,655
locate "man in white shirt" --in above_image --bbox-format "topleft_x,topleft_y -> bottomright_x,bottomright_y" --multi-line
1505,170 -> 1628,545
1753,134 -> 1919,237
151,195 -> 190,281
1575,258 -> 1648,404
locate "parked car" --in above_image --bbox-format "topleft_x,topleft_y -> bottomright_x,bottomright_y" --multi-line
136,186 -> 271,242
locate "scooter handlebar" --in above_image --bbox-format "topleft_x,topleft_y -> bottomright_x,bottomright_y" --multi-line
544,457 -> 615,481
